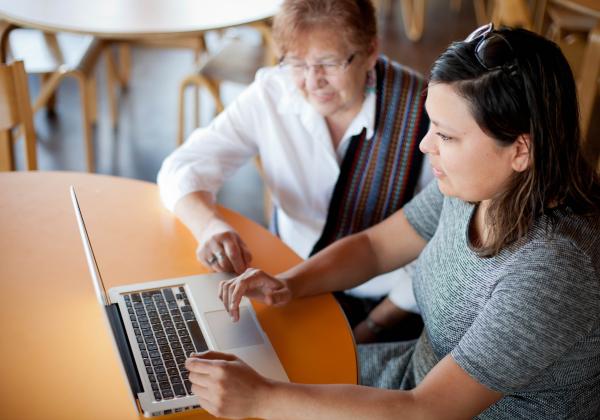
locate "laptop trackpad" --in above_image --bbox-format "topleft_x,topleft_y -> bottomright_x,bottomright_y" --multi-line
204,307 -> 264,350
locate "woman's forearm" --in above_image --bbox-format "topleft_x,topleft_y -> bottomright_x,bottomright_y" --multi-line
279,232 -> 381,298
278,210 -> 427,299
259,382 -> 419,420
173,191 -> 220,240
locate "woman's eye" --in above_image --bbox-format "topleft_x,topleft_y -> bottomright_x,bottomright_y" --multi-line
437,132 -> 452,142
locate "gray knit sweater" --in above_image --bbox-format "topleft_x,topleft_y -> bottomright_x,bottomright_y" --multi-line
359,180 -> 600,419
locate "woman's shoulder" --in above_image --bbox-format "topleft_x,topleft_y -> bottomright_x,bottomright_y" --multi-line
515,210 -> 600,281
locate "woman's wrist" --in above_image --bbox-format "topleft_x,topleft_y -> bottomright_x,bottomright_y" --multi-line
364,316 -> 386,335
254,379 -> 286,419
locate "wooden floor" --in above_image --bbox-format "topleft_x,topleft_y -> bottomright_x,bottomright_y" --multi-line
12,0 -> 599,226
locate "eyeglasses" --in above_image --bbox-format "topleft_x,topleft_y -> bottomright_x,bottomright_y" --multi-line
278,53 -> 356,78
465,23 -> 515,71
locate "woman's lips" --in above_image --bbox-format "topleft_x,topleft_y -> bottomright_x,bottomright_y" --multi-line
310,92 -> 334,102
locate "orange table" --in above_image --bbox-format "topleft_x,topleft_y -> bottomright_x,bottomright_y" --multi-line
0,172 -> 356,419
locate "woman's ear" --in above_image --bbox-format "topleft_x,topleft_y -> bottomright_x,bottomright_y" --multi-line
511,134 -> 531,172
367,38 -> 379,68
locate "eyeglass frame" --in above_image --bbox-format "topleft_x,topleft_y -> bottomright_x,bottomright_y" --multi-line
278,53 -> 357,78
465,23 -> 516,72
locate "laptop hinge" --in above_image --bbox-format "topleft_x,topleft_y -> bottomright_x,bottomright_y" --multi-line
106,303 -> 144,395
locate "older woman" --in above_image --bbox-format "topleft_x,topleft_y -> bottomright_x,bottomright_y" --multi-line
186,26 -> 600,419
158,0 -> 431,339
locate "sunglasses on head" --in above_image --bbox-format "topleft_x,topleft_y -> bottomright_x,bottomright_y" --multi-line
465,23 -> 515,71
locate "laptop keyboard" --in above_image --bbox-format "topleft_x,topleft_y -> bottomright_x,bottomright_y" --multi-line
124,286 -> 208,402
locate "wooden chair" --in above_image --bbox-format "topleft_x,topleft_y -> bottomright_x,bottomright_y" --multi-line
0,60 -> 37,171
177,22 -> 275,145
578,23 -> 600,156
2,26 -> 108,172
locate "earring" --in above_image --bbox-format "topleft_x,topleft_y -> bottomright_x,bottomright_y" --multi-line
365,68 -> 376,93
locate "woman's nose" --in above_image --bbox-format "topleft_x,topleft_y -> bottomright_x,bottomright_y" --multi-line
305,68 -> 327,90
419,129 -> 437,155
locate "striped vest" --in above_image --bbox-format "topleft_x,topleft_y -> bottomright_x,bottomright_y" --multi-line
311,56 -> 429,255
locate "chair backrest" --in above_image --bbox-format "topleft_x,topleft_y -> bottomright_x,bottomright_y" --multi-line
0,60 -> 37,170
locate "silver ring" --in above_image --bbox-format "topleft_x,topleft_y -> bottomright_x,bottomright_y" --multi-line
208,251 -> 224,265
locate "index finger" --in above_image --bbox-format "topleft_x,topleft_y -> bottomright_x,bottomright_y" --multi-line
222,238 -> 246,275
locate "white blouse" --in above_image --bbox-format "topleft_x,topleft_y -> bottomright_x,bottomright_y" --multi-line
158,66 -> 432,311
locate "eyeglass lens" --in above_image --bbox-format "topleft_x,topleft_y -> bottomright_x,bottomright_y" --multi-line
475,34 -> 514,70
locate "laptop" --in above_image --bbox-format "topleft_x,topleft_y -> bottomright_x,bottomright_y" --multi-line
70,186 -> 288,417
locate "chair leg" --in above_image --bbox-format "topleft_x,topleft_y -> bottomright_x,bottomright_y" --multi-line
399,0 -> 426,42
177,78 -> 189,146
87,77 -> 98,125
0,130 -> 15,171
192,85 -> 200,129
208,79 -> 224,113
72,71 -> 95,172
105,48 -> 119,129
118,43 -> 131,89
41,73 -> 58,115
472,0 -> 489,26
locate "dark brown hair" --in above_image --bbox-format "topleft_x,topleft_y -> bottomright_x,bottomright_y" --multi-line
272,0 -> 377,58
430,27 -> 600,256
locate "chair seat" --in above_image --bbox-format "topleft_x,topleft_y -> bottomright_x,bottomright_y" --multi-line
199,38 -> 269,85
8,29 -> 101,74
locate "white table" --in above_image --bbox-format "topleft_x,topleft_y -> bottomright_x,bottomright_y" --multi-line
0,0 -> 281,39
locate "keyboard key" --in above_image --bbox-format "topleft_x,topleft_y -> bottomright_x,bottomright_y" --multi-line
153,391 -> 162,401
162,390 -> 174,400
163,288 -> 176,302
131,293 -> 141,302
186,320 -> 208,352
173,384 -> 186,397
183,312 -> 195,321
